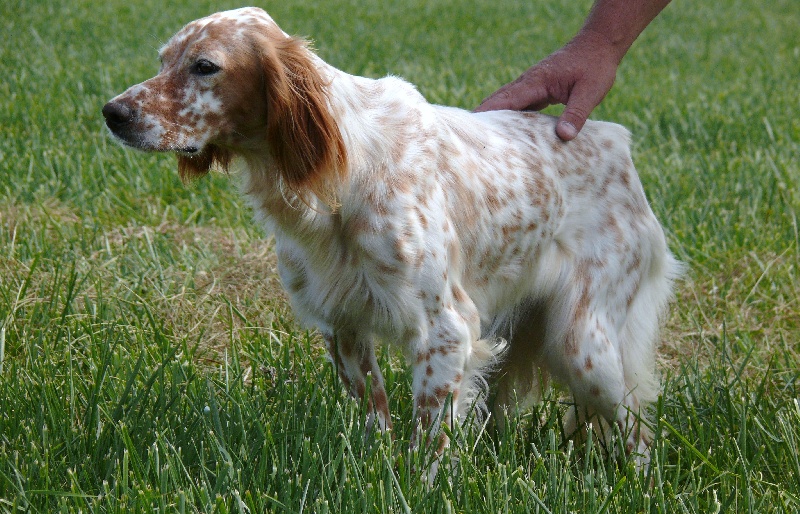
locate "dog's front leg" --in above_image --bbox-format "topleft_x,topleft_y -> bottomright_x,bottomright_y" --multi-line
323,330 -> 392,432
410,293 -> 478,481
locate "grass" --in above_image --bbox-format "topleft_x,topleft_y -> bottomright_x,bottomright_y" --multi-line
1,0 -> 799,511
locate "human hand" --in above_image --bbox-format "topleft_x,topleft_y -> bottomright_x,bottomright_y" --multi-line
475,30 -> 623,141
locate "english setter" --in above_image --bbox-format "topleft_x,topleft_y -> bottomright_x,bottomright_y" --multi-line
103,7 -> 680,472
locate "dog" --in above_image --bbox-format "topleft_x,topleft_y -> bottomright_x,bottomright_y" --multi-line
103,7 -> 680,473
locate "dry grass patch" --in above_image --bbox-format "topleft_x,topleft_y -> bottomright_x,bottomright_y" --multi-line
660,250 -> 799,377
0,202 -> 297,368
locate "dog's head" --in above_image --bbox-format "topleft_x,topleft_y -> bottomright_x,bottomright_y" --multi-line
103,7 -> 346,203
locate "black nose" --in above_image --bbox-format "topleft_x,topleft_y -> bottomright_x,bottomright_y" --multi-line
102,101 -> 134,129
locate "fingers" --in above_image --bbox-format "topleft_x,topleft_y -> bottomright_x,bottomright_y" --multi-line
474,87 -> 519,112
476,69 -> 591,142
555,65 -> 614,140
556,120 -> 580,141
476,29 -> 622,141
556,89 -> 594,141
475,69 -> 552,113
475,84 -> 537,112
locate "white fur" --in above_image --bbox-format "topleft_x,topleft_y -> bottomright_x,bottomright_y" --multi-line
104,7 -> 681,473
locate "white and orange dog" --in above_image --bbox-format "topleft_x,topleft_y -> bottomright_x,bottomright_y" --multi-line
104,7 -> 680,471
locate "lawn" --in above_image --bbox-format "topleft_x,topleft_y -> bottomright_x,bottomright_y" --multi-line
1,0 -> 799,512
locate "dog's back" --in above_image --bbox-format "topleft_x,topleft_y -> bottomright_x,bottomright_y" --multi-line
413,107 -> 668,322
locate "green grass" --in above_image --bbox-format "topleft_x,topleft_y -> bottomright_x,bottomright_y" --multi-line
1,0 -> 799,511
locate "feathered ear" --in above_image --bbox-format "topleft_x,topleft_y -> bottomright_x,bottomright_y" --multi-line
177,145 -> 232,183
259,31 -> 347,207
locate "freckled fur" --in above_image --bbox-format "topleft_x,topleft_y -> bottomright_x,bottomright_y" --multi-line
105,7 -> 682,478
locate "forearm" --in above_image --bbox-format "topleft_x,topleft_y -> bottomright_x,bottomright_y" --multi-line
579,0 -> 672,62
475,0 -> 671,139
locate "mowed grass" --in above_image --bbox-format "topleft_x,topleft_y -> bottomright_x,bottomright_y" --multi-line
1,0 -> 799,511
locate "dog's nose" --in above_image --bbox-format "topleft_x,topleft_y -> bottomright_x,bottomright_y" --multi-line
102,101 -> 134,129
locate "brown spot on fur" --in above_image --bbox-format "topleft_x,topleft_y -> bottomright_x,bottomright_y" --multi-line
347,212 -> 372,235
502,223 -> 522,237
372,388 -> 391,427
434,431 -> 449,454
416,394 -> 440,410
338,373 -> 352,393
372,196 -> 388,217
286,273 -> 307,293
340,340 -> 353,357
619,169 -> 631,187
433,385 -> 450,399
393,237 -> 411,264
601,213 -> 623,245
625,253 -> 642,276
575,289 -> 590,321
377,262 -> 399,275
359,351 -> 373,375
416,410 -> 432,429
485,191 -> 501,213
564,331 -> 579,356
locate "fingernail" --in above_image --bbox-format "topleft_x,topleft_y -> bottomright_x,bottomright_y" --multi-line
558,121 -> 578,141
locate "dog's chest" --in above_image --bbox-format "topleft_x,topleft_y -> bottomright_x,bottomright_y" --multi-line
272,214 -> 428,339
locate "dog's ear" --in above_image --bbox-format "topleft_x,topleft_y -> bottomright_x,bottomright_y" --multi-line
177,145 -> 232,183
258,31 -> 347,207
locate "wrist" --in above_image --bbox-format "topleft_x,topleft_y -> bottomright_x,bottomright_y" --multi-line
577,0 -> 671,63
569,28 -> 629,65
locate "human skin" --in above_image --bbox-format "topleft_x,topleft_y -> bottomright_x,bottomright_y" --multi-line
475,0 -> 672,141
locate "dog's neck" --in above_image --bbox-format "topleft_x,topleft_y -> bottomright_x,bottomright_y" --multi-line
325,66 -> 427,178
236,59 -> 429,238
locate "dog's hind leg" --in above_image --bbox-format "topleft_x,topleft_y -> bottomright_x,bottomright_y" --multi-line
545,255 -> 662,469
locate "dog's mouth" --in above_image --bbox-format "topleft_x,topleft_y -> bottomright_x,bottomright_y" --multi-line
103,99 -> 207,156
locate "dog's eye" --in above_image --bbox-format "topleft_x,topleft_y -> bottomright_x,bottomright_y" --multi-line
192,59 -> 220,76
